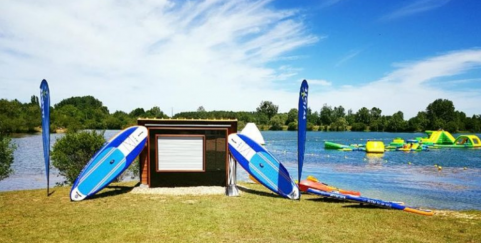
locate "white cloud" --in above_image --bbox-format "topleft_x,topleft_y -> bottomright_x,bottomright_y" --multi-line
308,79 -> 332,87
308,49 -> 481,117
428,78 -> 480,87
0,0 -> 318,114
381,0 -> 450,21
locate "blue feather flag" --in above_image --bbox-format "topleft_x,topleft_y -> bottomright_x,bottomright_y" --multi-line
297,80 -> 308,199
40,79 -> 50,196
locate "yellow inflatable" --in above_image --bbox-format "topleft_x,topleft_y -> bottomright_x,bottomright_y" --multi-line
366,141 -> 385,153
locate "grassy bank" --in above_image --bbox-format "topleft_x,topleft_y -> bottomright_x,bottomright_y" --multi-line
0,182 -> 480,242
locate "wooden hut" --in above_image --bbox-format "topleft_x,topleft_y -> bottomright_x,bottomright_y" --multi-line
137,119 -> 237,187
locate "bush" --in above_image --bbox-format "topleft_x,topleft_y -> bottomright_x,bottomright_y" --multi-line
0,134 -> 16,181
237,121 -> 246,132
351,122 -> 367,131
269,115 -> 284,131
445,121 -> 458,133
307,122 -> 314,131
51,130 -> 106,185
287,122 -> 297,131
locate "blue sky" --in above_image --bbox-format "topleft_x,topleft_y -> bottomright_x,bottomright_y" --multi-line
269,0 -> 481,93
0,0 -> 480,117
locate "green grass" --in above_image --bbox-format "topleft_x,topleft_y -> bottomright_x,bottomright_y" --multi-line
0,182 -> 480,242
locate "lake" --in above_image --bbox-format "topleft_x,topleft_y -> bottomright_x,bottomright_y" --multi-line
1,131 -> 480,210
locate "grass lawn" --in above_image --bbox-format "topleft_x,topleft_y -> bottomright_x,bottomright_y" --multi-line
0,181 -> 480,242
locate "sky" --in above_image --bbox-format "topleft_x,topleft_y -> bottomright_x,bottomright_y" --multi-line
0,0 -> 480,118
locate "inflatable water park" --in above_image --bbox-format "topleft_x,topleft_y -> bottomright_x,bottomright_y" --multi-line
324,130 -> 481,153
39,79 -> 434,216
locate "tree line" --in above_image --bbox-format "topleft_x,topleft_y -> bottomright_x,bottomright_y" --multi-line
0,95 -> 480,134
176,99 -> 480,133
0,95 -> 168,134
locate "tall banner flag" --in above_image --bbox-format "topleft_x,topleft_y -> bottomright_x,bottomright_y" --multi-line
40,79 -> 50,196
297,80 -> 308,200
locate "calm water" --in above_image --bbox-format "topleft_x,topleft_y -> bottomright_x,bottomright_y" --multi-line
1,131 -> 480,210
0,131 -> 120,192
258,131 -> 481,210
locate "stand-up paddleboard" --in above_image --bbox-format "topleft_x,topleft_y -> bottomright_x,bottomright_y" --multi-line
70,126 -> 148,201
299,179 -> 361,196
228,133 -> 299,199
306,188 -> 433,216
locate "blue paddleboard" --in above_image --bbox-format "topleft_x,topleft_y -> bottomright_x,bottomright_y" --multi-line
306,188 -> 433,216
70,126 -> 148,201
228,133 -> 299,199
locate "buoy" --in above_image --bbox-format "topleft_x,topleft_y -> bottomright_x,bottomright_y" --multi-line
434,164 -> 437,167
408,162 -> 411,165
438,166 -> 442,171
463,167 -> 467,170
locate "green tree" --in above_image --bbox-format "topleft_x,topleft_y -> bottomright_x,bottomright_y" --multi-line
346,109 -> 355,125
309,110 -> 320,125
454,111 -> 467,131
256,101 -> 278,120
110,110 -> 134,129
287,121 -> 297,131
0,97 -> 43,133
320,104 -> 332,126
426,99 -> 456,129
52,105 -> 82,131
269,114 -> 284,131
256,113 -> 269,125
407,117 -> 421,132
407,112 -> 429,132
237,112 -> 256,124
465,114 -> 481,133
471,115 -> 481,133
351,122 -> 367,131
370,107 -> 382,121
307,122 -> 315,131
0,134 -> 16,181
286,108 -> 298,125
146,106 -> 168,119
129,108 -> 146,118
30,95 -> 39,105
105,115 -> 124,129
331,117 -> 348,131
379,116 -> 390,131
24,104 -> 41,132
51,131 -> 106,185
55,96 -> 109,114
369,119 -> 382,132
237,121 -> 246,131
355,107 -> 371,124
387,111 -> 407,132
445,121 -> 458,133
331,106 -> 345,122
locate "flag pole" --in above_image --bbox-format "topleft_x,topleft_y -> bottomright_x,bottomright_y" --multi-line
297,80 -> 308,201
40,79 -> 50,196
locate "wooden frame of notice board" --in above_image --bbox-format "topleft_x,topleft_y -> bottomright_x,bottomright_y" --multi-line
137,119 -> 237,188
